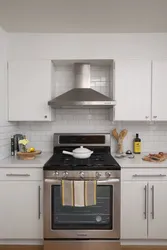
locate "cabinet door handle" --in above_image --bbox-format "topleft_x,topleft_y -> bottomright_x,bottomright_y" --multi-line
38,186 -> 41,219
153,116 -> 157,119
151,185 -> 155,219
144,185 -> 147,219
145,116 -> 149,119
133,174 -> 166,178
6,173 -> 30,177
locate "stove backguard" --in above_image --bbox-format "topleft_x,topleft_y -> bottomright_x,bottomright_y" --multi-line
53,133 -> 111,152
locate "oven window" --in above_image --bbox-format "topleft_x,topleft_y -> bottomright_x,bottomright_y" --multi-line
51,185 -> 113,230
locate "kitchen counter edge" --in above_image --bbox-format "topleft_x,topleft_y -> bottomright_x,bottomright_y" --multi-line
0,152 -> 52,168
114,154 -> 167,168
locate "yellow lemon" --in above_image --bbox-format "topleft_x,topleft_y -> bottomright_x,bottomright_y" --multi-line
27,147 -> 35,152
30,147 -> 35,152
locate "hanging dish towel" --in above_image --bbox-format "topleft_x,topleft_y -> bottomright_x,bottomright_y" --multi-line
61,180 -> 74,206
84,180 -> 97,206
74,180 -> 85,207
62,180 -> 97,207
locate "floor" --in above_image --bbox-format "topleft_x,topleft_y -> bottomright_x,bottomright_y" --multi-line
0,246 -> 167,250
122,247 -> 167,250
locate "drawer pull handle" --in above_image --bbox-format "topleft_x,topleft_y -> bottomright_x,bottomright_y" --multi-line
133,174 -> 166,177
151,185 -> 155,219
144,185 -> 147,219
6,173 -> 30,177
38,186 -> 41,219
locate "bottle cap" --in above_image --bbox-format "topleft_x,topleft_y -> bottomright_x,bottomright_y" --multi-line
136,133 -> 139,137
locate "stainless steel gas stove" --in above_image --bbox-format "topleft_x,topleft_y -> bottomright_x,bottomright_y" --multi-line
44,133 -> 120,250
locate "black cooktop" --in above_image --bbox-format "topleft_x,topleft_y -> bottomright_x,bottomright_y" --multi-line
44,146 -> 120,171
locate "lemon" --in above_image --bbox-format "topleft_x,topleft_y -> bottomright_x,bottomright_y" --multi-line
27,147 -> 35,152
30,147 -> 35,152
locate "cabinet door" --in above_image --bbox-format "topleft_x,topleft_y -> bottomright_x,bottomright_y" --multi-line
0,181 -> 43,239
8,60 -> 51,121
148,182 -> 167,239
121,181 -> 147,239
114,60 -> 151,121
152,61 -> 167,121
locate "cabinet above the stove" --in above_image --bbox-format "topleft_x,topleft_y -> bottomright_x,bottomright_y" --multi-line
9,58 -> 167,122
8,60 -> 53,121
114,59 -> 167,121
8,59 -> 115,121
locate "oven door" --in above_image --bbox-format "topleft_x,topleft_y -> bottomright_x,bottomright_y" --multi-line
44,178 -> 120,239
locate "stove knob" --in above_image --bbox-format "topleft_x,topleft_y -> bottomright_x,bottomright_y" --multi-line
105,172 -> 111,178
96,172 -> 101,179
63,171 -> 69,178
52,171 -> 59,176
79,172 -> 85,178
55,171 -> 59,176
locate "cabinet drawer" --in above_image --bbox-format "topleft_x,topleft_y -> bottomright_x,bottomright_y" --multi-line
0,168 -> 43,181
121,168 -> 167,181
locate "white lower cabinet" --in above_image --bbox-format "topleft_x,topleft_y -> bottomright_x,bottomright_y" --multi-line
121,170 -> 167,240
0,169 -> 43,240
121,181 -> 148,239
148,182 -> 167,239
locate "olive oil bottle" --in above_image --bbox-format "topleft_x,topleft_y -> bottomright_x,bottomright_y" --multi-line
133,133 -> 141,154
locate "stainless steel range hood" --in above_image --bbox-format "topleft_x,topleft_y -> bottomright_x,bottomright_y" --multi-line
48,63 -> 116,109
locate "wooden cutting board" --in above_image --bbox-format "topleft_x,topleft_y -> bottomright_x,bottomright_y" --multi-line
142,153 -> 167,162
17,150 -> 42,160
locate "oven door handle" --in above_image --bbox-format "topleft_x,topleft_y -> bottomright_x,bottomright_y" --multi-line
97,178 -> 120,184
44,178 -> 120,185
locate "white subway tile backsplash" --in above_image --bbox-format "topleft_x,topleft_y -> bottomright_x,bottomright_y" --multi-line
0,123 -> 18,160
18,119 -> 167,153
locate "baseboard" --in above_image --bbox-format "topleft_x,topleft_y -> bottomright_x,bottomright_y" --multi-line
0,246 -> 43,250
0,240 -> 43,245
121,246 -> 167,249
121,240 -> 167,246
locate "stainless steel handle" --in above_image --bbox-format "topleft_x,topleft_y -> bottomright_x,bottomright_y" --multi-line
97,178 -> 120,184
44,178 -> 120,184
153,116 -> 157,119
6,173 -> 30,177
145,116 -> 149,119
144,185 -> 147,219
151,185 -> 155,219
133,174 -> 166,178
38,186 -> 41,219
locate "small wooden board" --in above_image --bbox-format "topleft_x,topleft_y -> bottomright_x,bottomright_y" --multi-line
17,150 -> 42,160
142,153 -> 167,162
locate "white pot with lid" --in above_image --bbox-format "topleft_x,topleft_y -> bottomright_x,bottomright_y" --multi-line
63,146 -> 93,159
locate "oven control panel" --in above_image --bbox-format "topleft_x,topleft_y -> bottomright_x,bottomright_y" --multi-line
45,170 -> 120,180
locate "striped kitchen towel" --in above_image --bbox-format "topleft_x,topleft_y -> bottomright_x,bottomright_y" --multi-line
61,180 -> 96,207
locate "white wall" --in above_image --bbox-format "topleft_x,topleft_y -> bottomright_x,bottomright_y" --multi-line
0,27 -> 18,159
0,27 -> 7,121
7,33 -> 167,60
7,32 -> 167,153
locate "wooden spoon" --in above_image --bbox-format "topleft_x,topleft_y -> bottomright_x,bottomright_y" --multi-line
119,129 -> 128,140
112,129 -> 119,141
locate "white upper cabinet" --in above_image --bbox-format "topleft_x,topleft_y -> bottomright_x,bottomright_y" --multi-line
152,61 -> 167,121
114,60 -> 151,121
8,60 -> 52,121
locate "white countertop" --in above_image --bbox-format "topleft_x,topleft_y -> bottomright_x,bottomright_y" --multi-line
1,152 -> 167,168
0,153 -> 52,168
114,154 -> 167,168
